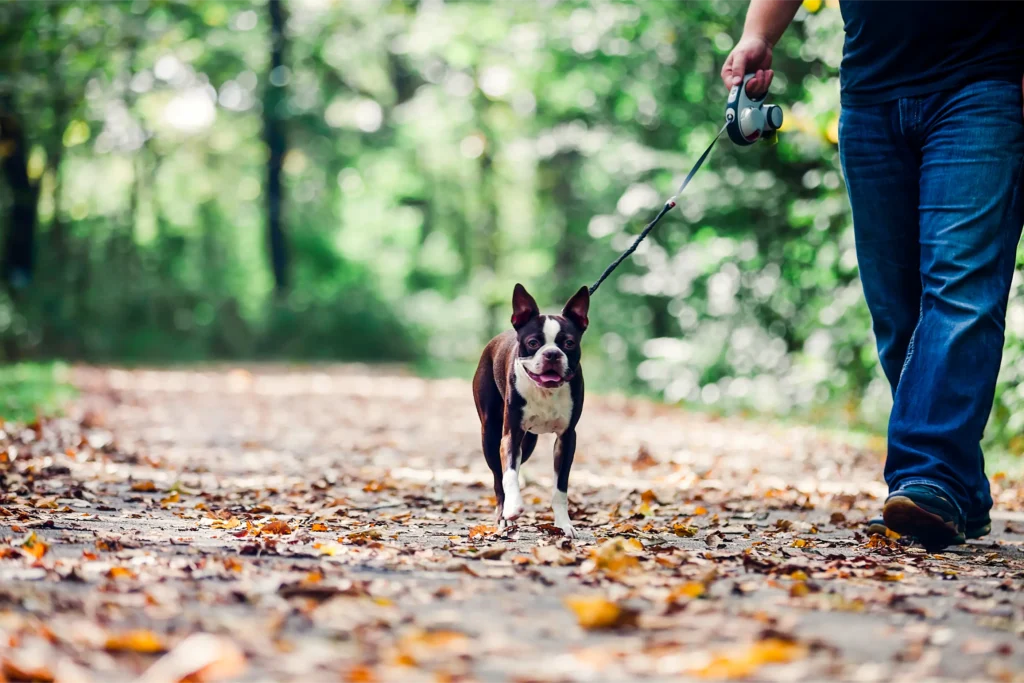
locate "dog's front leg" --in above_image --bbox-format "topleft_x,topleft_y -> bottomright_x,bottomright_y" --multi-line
552,429 -> 577,539
500,425 -> 526,524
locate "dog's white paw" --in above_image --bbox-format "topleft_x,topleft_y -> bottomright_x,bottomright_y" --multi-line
557,521 -> 578,539
502,494 -> 524,521
502,469 -> 525,521
552,489 -> 575,539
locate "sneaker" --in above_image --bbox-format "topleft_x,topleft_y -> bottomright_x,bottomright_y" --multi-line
882,484 -> 965,550
865,510 -> 990,541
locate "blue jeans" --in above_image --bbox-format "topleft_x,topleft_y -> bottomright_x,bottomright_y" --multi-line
839,79 -> 1024,521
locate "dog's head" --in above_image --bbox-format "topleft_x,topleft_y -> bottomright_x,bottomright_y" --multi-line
510,283 -> 589,389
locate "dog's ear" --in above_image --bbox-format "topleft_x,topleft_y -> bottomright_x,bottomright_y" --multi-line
511,283 -> 540,330
562,286 -> 590,332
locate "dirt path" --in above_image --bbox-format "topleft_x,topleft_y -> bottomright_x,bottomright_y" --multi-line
2,365 -> 1024,682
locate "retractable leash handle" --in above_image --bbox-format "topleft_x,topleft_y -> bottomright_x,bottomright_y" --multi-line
725,73 -> 783,146
589,74 -> 784,295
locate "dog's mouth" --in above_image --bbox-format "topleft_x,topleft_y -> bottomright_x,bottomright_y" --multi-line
525,368 -> 573,388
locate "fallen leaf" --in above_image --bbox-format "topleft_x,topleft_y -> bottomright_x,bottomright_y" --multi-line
589,538 -> 642,576
668,582 -> 705,602
107,566 -> 137,580
138,633 -> 245,683
311,522 -> 329,532
261,520 -> 292,535
343,665 -> 378,683
564,596 -> 639,630
105,629 -> 166,654
468,524 -> 496,539
211,517 -> 240,530
688,638 -> 808,679
2,657 -> 55,682
631,446 -> 659,470
131,481 -> 157,492
20,532 -> 48,560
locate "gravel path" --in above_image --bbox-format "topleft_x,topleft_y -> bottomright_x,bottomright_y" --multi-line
1,365 -> 1023,682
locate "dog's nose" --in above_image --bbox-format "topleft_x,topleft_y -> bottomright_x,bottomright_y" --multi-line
543,349 -> 562,361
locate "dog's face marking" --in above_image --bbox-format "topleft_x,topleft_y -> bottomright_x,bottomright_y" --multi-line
510,285 -> 589,390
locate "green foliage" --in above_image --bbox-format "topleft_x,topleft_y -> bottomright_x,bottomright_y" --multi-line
0,362 -> 75,422
0,0 -> 1022,453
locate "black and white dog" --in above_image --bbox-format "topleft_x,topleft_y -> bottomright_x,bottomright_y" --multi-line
472,284 -> 589,538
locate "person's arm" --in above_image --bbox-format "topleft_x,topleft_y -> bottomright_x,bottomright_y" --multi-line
721,0 -> 802,96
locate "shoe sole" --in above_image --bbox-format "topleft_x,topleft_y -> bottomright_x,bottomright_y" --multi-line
883,496 -> 964,550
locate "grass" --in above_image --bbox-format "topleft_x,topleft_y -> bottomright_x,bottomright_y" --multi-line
0,362 -> 76,423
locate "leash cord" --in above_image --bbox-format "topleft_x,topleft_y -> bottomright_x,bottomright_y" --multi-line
589,123 -> 728,296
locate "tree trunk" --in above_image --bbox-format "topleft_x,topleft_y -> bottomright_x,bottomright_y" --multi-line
0,98 -> 37,291
264,0 -> 289,294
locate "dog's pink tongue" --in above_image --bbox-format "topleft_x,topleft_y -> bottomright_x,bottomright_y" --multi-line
540,371 -> 562,383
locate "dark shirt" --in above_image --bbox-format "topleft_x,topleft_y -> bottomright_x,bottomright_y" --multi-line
838,0 -> 1024,106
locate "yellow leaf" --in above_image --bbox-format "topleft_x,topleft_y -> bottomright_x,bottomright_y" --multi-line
589,538 -> 642,577
884,528 -> 901,540
160,492 -> 180,505
789,582 -> 810,597
105,629 -> 166,653
668,582 -> 705,602
825,116 -> 839,145
802,0 -> 822,13
211,517 -> 240,530
673,523 -> 698,538
564,596 -> 639,630
131,481 -> 157,492
791,539 -> 809,548
689,638 -> 808,679
789,570 -> 809,581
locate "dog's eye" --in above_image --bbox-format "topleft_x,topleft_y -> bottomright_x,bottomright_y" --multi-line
563,338 -> 576,350
527,338 -> 541,350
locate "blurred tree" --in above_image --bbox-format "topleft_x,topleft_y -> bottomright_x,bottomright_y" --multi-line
264,0 -> 289,294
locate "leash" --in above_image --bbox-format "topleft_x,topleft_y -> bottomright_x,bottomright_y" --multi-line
588,74 -> 782,297
589,123 -> 727,296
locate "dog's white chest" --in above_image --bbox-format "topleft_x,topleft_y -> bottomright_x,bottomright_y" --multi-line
514,363 -> 573,435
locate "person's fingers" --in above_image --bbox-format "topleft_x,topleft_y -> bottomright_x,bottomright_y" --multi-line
721,53 -> 735,87
746,69 -> 766,97
731,51 -> 748,86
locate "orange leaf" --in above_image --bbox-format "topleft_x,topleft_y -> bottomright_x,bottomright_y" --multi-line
131,481 -> 157,492
107,566 -> 137,580
468,524 -> 496,539
589,538 -> 642,577
223,558 -> 243,573
564,596 -> 639,630
261,520 -> 292,535
20,532 -> 48,560
311,522 -> 329,532
344,664 -> 378,683
668,582 -> 705,602
688,638 -> 807,679
105,629 -> 166,654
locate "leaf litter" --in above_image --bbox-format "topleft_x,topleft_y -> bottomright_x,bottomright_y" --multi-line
0,366 -> 1023,681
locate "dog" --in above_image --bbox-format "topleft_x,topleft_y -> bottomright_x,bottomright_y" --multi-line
472,283 -> 589,538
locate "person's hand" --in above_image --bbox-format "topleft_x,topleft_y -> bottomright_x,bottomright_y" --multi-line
721,34 -> 775,98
